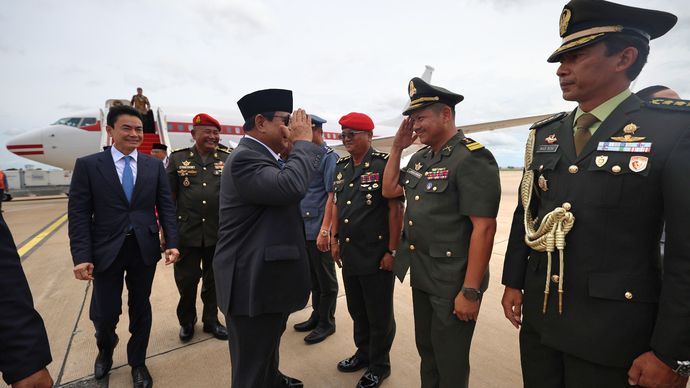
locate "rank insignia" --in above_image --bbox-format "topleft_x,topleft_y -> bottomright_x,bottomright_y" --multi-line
337,172 -> 343,180
424,167 -> 449,180
595,155 -> 608,167
629,156 -> 648,173
538,174 -> 548,192
545,134 -> 558,144
182,160 -> 191,167
183,177 -> 191,187
414,162 -> 423,171
442,145 -> 453,154
611,123 -> 645,142
360,172 -> 380,183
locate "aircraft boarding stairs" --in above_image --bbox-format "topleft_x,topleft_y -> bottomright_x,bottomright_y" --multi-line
99,99 -> 172,157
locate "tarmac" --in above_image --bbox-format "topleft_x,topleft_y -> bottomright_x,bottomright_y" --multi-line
2,171 -> 530,387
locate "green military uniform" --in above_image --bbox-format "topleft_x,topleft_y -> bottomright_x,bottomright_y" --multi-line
167,145 -> 230,326
395,135 -> 500,388
333,147 -> 396,377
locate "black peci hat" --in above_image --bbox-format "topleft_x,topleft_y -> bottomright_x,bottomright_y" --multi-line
237,89 -> 293,122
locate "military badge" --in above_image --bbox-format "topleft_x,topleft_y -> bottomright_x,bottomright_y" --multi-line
442,145 -> 453,154
545,134 -> 558,144
183,177 -> 191,187
337,172 -> 343,180
595,155 -> 608,167
559,8 -> 571,36
366,200 -> 372,205
414,162 -> 423,171
611,123 -> 645,142
629,156 -> 648,173
214,161 -> 224,169
366,194 -> 372,199
409,80 -> 417,98
538,174 -> 548,192
195,115 -> 202,124
597,142 -> 652,153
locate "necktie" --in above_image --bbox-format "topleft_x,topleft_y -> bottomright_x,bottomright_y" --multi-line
278,158 -> 286,170
122,155 -> 134,203
574,113 -> 598,156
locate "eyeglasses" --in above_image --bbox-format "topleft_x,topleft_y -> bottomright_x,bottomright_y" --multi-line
340,130 -> 367,139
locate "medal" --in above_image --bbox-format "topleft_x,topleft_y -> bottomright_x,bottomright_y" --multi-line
183,177 -> 191,187
595,155 -> 608,167
629,156 -> 648,172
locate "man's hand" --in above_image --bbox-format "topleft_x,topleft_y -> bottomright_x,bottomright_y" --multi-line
12,367 -> 53,388
288,109 -> 312,143
391,117 -> 417,151
164,248 -> 180,265
628,351 -> 688,388
331,239 -> 342,268
73,262 -> 94,281
316,232 -> 330,252
379,252 -> 394,271
501,286 -> 524,329
454,291 -> 480,321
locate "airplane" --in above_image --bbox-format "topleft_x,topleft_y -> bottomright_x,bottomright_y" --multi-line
6,66 -> 553,171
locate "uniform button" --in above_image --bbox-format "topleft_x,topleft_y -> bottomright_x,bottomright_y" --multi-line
551,275 -> 560,283
306,211 -> 311,216
405,180 -> 410,184
568,165 -> 579,174
366,200 -> 372,205
202,182 -> 207,187
202,200 -> 207,204
346,200 -> 351,205
344,219 -> 349,224
378,235 -> 383,240
408,220 -> 413,226
202,218 -> 206,222
624,291 -> 633,300
178,216 -> 182,220
446,251 -> 452,257
612,165 -> 622,174
203,167 -> 207,170
432,186 -> 438,191
345,238 -> 350,243
414,195 -> 420,201
349,183 -> 354,187
409,244 -> 415,251
539,164 -> 544,171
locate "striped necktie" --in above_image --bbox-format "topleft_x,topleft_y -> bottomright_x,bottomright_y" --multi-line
122,156 -> 134,202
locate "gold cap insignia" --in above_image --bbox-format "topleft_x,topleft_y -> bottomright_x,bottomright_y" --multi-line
560,8 -> 572,36
182,160 -> 191,166
195,116 -> 202,124
409,80 -> 417,98
595,155 -> 608,167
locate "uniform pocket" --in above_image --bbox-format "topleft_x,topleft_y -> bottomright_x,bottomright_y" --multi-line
588,273 -> 660,304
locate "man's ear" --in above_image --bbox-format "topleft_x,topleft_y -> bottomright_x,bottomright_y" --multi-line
255,115 -> 267,134
106,125 -> 113,136
616,46 -> 638,74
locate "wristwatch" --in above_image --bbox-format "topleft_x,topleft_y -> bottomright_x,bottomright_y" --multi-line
320,229 -> 329,237
386,249 -> 397,257
461,287 -> 482,302
674,361 -> 690,377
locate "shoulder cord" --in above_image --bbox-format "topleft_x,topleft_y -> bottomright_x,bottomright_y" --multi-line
520,128 -> 575,314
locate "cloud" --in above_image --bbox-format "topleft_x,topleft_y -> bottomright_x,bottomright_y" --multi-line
193,0 -> 273,34
56,103 -> 92,111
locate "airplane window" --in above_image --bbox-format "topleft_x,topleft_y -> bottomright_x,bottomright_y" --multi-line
81,118 -> 97,126
168,123 -> 174,131
52,118 -> 70,125
66,118 -> 82,127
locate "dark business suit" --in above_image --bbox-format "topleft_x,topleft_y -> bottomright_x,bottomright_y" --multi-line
502,95 -> 690,386
214,137 -> 324,388
68,149 -> 178,367
0,214 -> 52,385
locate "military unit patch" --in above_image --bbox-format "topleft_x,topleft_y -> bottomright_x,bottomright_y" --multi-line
597,142 -> 652,153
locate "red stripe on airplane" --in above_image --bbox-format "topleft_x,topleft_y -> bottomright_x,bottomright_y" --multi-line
7,144 -> 43,149
13,151 -> 45,155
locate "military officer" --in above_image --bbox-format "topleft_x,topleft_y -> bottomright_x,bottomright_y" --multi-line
167,113 -> 229,342
500,1 -> 690,387
331,112 -> 402,388
293,114 -> 340,345
382,78 -> 501,388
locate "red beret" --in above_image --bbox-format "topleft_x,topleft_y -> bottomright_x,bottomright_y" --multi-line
193,113 -> 221,130
338,112 -> 374,132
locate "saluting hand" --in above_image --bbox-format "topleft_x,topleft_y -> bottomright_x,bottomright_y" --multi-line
73,262 -> 94,281
288,109 -> 313,143
165,248 -> 180,265
392,117 -> 417,151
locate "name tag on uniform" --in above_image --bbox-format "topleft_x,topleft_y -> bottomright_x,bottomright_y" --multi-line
597,142 -> 652,153
536,144 -> 559,153
406,168 -> 422,179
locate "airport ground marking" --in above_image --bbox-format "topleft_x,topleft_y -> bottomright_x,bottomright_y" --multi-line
18,212 -> 68,260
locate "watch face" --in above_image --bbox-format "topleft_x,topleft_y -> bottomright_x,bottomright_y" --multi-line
463,289 -> 480,301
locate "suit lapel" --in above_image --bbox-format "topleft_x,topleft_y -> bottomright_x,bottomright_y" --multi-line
241,137 -> 280,168
97,150 -> 128,203
577,95 -> 642,161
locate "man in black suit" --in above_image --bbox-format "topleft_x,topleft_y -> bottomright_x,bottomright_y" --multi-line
501,1 -> 690,387
213,89 -> 325,388
0,214 -> 53,387
68,105 -> 179,388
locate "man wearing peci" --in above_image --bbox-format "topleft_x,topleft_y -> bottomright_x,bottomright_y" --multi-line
213,89 -> 325,388
68,105 -> 179,388
501,1 -> 690,387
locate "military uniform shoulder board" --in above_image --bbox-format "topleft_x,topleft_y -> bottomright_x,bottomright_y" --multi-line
646,98 -> 690,112
371,151 -> 389,160
415,145 -> 431,156
337,155 -> 351,164
530,112 -> 567,130
461,137 -> 484,151
324,145 -> 334,154
171,147 -> 190,154
216,146 -> 232,154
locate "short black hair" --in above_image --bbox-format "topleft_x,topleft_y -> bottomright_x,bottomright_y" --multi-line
243,111 -> 277,132
107,105 -> 143,127
636,85 -> 671,101
602,34 -> 650,81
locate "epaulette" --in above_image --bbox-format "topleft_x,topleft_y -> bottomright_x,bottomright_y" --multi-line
337,155 -> 351,164
325,146 -> 334,154
530,112 -> 567,130
171,147 -> 190,154
216,146 -> 232,154
415,145 -> 431,155
371,151 -> 389,160
646,98 -> 690,112
460,137 -> 484,152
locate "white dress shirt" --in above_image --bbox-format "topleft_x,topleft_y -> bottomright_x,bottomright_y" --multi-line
111,146 -> 138,184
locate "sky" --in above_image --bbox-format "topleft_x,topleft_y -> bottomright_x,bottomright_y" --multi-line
1,0 -> 688,170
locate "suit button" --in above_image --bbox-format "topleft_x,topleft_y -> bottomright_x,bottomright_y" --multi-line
414,195 -> 420,201
349,183 -> 354,187
568,165 -> 579,174
347,200 -> 351,205
612,165 -> 622,174
344,219 -> 349,224
345,237 -> 350,243
202,200 -> 207,204
551,275 -> 560,283
202,182 -> 207,186
446,251 -> 452,257
409,244 -> 415,251
408,220 -> 413,226
624,291 -> 633,300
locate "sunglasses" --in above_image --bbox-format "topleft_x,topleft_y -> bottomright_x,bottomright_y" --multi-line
340,130 -> 367,139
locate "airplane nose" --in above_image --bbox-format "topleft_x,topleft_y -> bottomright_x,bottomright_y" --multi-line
6,130 -> 44,157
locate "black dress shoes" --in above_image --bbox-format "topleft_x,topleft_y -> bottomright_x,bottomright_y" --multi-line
293,317 -> 318,332
304,326 -> 335,345
94,335 -> 118,380
179,323 -> 195,342
337,355 -> 369,373
131,365 -> 153,388
356,370 -> 390,388
203,321 -> 228,340
279,373 -> 304,387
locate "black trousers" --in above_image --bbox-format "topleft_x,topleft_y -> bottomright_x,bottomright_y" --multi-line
305,240 -> 338,329
226,313 -> 289,388
90,235 -> 157,367
343,270 -> 396,375
520,322 -> 634,388
174,245 -> 218,325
